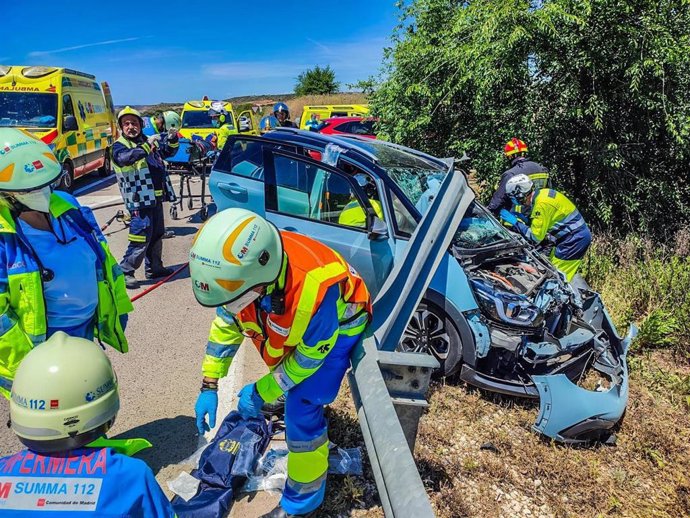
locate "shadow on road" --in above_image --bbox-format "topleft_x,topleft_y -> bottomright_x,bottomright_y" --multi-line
163,226 -> 200,236
113,415 -> 199,474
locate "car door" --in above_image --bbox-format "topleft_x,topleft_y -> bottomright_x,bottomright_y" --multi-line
263,148 -> 395,295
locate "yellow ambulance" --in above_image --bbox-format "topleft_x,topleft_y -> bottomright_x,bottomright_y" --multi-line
0,65 -> 117,191
298,104 -> 369,130
179,99 -> 258,141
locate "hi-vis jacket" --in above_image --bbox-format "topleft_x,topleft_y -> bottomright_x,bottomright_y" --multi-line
111,135 -> 177,211
202,231 -> 371,403
0,446 -> 175,517
514,188 -> 592,261
0,192 -> 133,399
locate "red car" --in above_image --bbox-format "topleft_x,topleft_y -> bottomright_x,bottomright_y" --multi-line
316,117 -> 377,138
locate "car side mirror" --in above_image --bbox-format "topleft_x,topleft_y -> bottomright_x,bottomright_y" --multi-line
368,216 -> 389,240
63,115 -> 78,131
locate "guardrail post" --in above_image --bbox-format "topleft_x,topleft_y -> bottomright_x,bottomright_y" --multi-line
378,351 -> 438,451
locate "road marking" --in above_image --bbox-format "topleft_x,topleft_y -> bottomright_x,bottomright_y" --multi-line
73,176 -> 117,196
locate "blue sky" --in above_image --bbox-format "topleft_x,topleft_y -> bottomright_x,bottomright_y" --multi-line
4,1 -> 400,104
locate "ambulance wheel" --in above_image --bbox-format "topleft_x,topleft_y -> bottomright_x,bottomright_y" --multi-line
98,151 -> 112,177
187,197 -> 194,210
170,206 -> 178,220
57,161 -> 75,193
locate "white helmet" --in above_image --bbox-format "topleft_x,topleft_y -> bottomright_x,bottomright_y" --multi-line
10,332 -> 119,453
505,174 -> 534,200
189,208 -> 283,310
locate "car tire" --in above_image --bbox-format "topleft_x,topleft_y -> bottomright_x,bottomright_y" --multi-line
398,300 -> 462,377
57,161 -> 74,193
98,150 -> 112,177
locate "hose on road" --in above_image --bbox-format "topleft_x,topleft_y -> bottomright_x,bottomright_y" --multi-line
130,262 -> 189,303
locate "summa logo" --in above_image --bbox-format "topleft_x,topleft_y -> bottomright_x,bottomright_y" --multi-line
0,482 -> 12,498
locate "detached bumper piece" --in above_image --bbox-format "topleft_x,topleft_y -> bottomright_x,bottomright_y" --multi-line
532,323 -> 637,444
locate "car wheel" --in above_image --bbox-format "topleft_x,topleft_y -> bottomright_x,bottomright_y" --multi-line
98,151 -> 112,177
57,161 -> 74,193
398,300 -> 462,377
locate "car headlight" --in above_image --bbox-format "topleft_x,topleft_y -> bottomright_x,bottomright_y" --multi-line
471,278 -> 544,328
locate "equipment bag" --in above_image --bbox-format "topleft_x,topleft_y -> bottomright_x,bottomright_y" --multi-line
172,411 -> 272,518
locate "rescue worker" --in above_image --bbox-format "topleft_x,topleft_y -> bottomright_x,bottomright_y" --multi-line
487,138 -> 549,216
273,102 -> 297,128
208,102 -> 234,152
338,173 -> 384,227
0,129 -> 132,399
500,174 -> 591,281
113,106 -> 178,289
305,113 -> 324,132
1,332 -> 176,517
144,110 -> 182,136
191,208 -> 371,518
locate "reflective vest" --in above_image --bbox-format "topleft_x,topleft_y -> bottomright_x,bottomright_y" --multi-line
111,136 -> 176,211
0,192 -> 132,398
519,189 -> 592,260
215,123 -> 235,151
237,231 -> 371,368
338,199 -> 384,228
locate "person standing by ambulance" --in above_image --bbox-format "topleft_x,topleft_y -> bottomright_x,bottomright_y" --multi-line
190,208 -> 371,518
0,129 -> 132,400
112,106 -> 178,289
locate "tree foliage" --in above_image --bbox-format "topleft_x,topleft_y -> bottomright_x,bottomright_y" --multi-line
295,65 -> 340,96
372,0 -> 690,235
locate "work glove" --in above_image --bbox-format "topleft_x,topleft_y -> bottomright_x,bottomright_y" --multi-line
237,383 -> 264,419
194,390 -> 218,434
147,134 -> 162,146
499,209 -> 518,227
167,128 -> 179,143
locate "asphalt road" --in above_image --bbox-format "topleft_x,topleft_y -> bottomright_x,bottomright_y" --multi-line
0,172 -> 280,512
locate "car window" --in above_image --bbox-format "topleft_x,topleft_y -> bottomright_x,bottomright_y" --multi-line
215,139 -> 264,180
272,155 -> 367,229
334,121 -> 354,133
391,190 -> 417,236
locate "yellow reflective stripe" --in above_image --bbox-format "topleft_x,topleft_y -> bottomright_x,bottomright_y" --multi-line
128,234 -> 146,243
255,371 -> 283,402
286,262 -> 347,346
154,189 -> 163,196
287,441 -> 329,484
528,172 -> 549,180
265,342 -> 283,359
202,354 -> 232,379
208,315 -> 244,346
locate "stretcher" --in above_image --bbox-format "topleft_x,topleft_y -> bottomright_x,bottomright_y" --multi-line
166,137 -> 213,221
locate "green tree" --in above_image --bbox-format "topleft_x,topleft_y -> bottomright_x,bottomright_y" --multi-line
372,0 -> 690,235
295,65 -> 339,96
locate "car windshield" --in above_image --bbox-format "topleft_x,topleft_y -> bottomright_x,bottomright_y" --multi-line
348,140 -> 514,249
0,93 -> 58,128
182,110 -> 234,129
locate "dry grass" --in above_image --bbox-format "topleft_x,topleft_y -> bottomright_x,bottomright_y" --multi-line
323,350 -> 690,518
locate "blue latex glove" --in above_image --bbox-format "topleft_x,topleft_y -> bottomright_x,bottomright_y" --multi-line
205,150 -> 217,159
500,209 -> 518,226
237,383 -> 264,419
195,390 -> 218,434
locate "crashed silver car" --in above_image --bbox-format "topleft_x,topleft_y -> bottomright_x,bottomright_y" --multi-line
208,130 -> 636,444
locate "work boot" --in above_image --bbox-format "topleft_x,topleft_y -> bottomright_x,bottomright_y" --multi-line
124,273 -> 139,290
145,267 -> 174,280
162,229 -> 175,239
261,393 -> 286,418
259,505 -> 316,518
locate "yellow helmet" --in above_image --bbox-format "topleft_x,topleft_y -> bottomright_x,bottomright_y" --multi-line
117,106 -> 145,130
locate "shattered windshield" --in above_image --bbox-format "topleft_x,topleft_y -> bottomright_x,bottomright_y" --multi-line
454,202 -> 515,249
0,93 -> 58,128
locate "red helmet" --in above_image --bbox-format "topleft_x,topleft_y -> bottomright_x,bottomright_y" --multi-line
504,138 -> 528,157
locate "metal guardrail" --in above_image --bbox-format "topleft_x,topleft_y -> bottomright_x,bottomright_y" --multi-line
349,168 -> 475,517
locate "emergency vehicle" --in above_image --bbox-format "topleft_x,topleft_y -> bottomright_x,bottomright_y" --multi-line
298,104 -> 370,130
0,65 -> 117,191
179,100 -> 258,140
